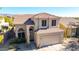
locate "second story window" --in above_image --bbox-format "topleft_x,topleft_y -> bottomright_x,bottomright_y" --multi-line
52,20 -> 56,26
42,20 -> 47,26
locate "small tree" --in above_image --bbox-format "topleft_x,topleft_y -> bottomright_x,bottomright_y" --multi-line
0,34 -> 4,44
4,16 -> 14,26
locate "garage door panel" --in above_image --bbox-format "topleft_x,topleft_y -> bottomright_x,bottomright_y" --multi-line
35,29 -> 64,48
40,35 -> 60,47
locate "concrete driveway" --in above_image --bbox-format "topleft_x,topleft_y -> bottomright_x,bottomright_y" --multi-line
36,44 -> 65,51
0,38 -> 79,51
15,41 -> 36,51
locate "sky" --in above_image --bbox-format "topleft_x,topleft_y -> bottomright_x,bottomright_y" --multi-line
0,7 -> 79,17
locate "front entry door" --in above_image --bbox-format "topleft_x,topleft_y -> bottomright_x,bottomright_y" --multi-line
18,28 -> 26,43
29,27 -> 34,41
18,32 -> 25,39
18,32 -> 26,43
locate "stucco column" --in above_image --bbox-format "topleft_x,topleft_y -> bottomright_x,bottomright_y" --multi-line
15,30 -> 18,38
26,26 -> 30,44
14,27 -> 18,38
35,32 -> 41,48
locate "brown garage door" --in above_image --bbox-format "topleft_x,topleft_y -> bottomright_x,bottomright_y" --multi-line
39,34 -> 60,47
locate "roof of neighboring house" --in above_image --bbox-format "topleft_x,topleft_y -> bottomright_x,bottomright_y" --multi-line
59,17 -> 79,27
13,13 -> 59,24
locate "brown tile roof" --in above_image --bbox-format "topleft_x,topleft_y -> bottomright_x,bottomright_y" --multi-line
13,14 -> 34,24
13,13 -> 59,24
32,13 -> 58,18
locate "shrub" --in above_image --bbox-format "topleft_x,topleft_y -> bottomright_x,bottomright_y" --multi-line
0,34 -> 4,43
59,23 -> 71,38
4,16 -> 13,25
9,38 -> 26,45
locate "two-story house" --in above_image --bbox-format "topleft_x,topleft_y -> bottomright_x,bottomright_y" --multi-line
13,13 -> 64,48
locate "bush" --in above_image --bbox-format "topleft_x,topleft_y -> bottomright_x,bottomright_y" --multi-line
4,16 -> 13,25
9,38 -> 26,45
0,34 -> 4,43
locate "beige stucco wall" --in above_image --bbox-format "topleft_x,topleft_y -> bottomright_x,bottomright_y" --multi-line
32,18 -> 39,30
48,18 -> 60,28
33,18 -> 60,30
39,19 -> 48,29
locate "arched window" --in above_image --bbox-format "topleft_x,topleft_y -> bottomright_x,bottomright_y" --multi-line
18,28 -> 25,39
18,28 -> 24,33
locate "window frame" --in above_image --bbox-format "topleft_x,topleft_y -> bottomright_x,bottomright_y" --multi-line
52,20 -> 56,26
42,20 -> 47,26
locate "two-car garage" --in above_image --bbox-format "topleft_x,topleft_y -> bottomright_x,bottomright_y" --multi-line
35,28 -> 64,48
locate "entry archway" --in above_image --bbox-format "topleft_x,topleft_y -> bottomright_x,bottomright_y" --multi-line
29,26 -> 34,42
18,28 -> 26,43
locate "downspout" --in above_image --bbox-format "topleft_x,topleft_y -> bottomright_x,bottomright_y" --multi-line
38,17 -> 39,30
48,17 -> 49,29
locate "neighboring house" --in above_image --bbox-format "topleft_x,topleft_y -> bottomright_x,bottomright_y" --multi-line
13,13 -> 64,48
59,17 -> 79,37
